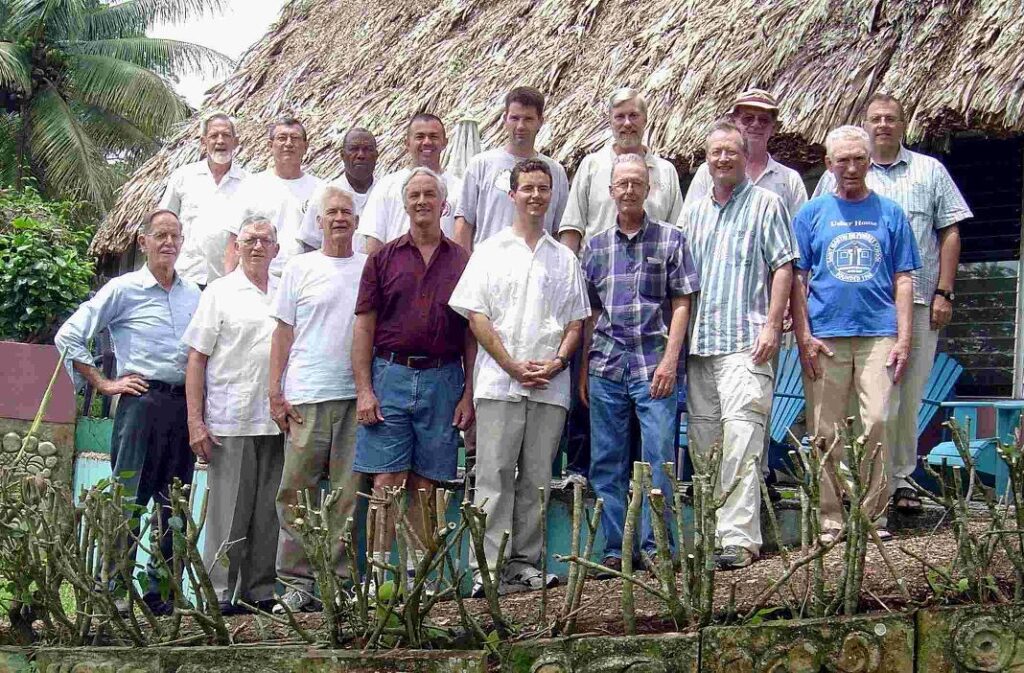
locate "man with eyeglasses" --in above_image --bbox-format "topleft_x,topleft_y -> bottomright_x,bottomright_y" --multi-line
268,186 -> 369,613
159,112 -> 249,288
223,116 -> 324,277
450,159 -> 590,596
56,210 -> 201,615
681,119 -> 798,570
682,88 -> 807,502
813,93 -> 972,515
579,154 -> 698,575
183,215 -> 282,615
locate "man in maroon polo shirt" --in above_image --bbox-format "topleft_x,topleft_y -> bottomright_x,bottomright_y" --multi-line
352,166 -> 476,589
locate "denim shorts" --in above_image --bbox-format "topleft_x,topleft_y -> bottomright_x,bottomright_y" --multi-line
354,357 -> 464,482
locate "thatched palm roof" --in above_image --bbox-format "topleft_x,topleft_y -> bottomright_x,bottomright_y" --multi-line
92,0 -> 1024,258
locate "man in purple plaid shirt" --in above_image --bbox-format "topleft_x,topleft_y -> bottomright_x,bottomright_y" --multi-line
579,154 -> 700,573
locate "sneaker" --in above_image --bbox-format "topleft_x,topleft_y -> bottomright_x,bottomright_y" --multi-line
499,566 -> 559,595
216,600 -> 248,617
272,589 -> 322,614
591,556 -> 621,580
470,572 -> 487,598
142,593 -> 175,616
714,545 -> 757,570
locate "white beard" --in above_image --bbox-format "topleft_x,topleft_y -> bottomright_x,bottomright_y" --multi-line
208,149 -> 233,165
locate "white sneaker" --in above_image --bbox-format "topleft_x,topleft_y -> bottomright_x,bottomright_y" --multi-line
499,566 -> 558,595
272,589 -> 322,614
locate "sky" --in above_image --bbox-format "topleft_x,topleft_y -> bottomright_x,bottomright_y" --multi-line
150,0 -> 288,107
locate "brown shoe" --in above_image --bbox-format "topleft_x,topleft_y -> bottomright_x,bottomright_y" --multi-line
592,556 -> 622,579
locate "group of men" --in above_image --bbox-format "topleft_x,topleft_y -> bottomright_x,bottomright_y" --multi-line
54,83 -> 971,614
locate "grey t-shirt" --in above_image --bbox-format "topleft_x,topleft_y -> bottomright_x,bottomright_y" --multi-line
456,148 -> 569,245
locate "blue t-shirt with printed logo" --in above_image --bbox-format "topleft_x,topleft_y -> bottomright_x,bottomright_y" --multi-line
794,192 -> 920,338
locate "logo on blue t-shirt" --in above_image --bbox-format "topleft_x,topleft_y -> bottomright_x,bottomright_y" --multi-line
826,232 -> 882,283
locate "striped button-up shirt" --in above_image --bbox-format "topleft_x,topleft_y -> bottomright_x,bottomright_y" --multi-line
681,180 -> 799,357
581,216 -> 699,382
813,146 -> 972,305
683,155 -> 808,218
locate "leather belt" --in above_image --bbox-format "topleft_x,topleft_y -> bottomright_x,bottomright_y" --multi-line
146,379 -> 186,395
375,349 -> 456,370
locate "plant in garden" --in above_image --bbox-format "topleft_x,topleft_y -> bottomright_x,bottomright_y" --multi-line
0,0 -> 233,207
0,187 -> 94,343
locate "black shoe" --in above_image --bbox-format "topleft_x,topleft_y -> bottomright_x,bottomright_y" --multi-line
591,556 -> 622,579
142,593 -> 174,616
251,598 -> 277,613
217,600 -> 248,616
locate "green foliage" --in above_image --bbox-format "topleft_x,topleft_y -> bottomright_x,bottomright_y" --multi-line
0,0 -> 233,207
0,187 -> 94,343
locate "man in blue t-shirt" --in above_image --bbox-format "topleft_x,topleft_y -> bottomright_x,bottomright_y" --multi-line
790,125 -> 920,543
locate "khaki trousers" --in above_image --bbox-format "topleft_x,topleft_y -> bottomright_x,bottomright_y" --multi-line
804,337 -> 898,532
687,351 -> 773,553
471,398 -> 566,574
892,305 -> 939,488
275,400 -> 361,590
203,434 -> 284,602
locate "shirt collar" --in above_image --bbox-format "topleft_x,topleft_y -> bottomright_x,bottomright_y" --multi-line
871,145 -> 912,170
138,263 -> 181,290
708,178 -> 752,208
602,143 -> 658,168
395,231 -> 452,251
614,213 -> 650,240
197,159 -> 245,181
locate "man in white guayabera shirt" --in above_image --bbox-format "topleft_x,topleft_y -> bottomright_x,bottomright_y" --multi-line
267,185 -> 367,614
183,215 -> 282,615
159,112 -> 249,287
450,159 -> 590,597
356,113 -> 463,254
453,86 -> 569,251
297,127 -> 379,253
223,115 -> 324,277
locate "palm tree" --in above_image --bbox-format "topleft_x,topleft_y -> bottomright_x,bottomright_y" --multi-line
0,0 -> 233,208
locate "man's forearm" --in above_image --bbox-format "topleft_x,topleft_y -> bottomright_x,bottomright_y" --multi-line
185,350 -> 207,422
352,313 -> 376,393
468,312 -> 515,373
453,217 -> 474,252
72,361 -> 108,390
663,296 -> 691,364
558,321 -> 582,360
269,323 -> 294,396
462,330 -> 477,397
766,262 -> 793,328
559,229 -> 582,255
895,273 -> 913,343
937,225 -> 961,291
790,271 -> 813,342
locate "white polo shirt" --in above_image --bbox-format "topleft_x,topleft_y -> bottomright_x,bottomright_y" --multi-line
449,227 -> 591,410
356,168 -> 462,244
296,173 -> 377,252
159,159 -> 248,285
182,269 -> 279,437
223,169 -> 324,277
558,144 -> 683,245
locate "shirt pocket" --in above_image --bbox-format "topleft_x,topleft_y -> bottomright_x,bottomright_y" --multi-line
640,257 -> 667,299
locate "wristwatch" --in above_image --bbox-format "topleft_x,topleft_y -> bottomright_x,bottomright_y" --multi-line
556,355 -> 570,371
935,288 -> 955,302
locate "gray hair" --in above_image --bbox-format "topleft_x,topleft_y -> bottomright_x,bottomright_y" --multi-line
608,87 -> 648,116
238,215 -> 277,241
201,112 -> 237,137
141,209 -> 181,235
319,184 -> 356,213
267,115 -> 307,141
825,125 -> 871,158
611,153 -> 649,183
402,166 -> 447,203
705,118 -> 750,155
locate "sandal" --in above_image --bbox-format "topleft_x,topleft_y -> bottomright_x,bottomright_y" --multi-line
892,487 -> 922,513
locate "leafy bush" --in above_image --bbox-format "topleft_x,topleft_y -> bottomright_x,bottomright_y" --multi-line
0,188 -> 94,343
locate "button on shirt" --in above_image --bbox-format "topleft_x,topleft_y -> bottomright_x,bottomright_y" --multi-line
181,269 -> 279,436
682,181 -> 799,357
356,169 -> 463,245
813,146 -> 972,305
159,160 -> 249,285
581,216 -> 700,382
449,228 -> 591,409
455,149 -> 570,244
683,155 -> 807,218
560,145 -> 683,245
55,266 -> 201,389
355,234 -> 469,361
296,173 -> 377,252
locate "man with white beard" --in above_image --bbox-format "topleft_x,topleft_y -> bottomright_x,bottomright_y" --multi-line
159,112 -> 249,288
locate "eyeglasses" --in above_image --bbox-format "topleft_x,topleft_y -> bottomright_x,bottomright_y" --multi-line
516,185 -> 552,195
866,115 -> 903,125
238,236 -> 276,247
273,133 -> 305,145
612,179 -> 647,191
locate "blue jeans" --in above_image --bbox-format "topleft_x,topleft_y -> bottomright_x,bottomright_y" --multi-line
588,372 -> 677,559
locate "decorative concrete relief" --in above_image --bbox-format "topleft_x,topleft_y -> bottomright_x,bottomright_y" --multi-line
918,607 -> 1024,673
507,633 -> 699,673
1,431 -> 61,480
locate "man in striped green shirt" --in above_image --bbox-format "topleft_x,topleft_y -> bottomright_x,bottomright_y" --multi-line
681,119 -> 799,569
813,93 -> 972,513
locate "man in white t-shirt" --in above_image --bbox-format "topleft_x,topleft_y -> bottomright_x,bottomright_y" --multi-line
159,112 -> 249,287
183,215 -> 282,615
453,87 -> 569,251
356,113 -> 463,254
297,127 -> 379,252
268,185 -> 367,613
224,116 -> 324,277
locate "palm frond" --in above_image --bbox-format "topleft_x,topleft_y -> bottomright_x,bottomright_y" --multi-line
65,53 -> 189,136
0,41 -> 30,92
84,0 -> 228,39
77,102 -> 159,154
65,37 -> 233,78
27,84 -> 113,206
8,0 -> 90,42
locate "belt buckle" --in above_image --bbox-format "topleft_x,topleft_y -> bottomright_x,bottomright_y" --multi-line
406,355 -> 429,368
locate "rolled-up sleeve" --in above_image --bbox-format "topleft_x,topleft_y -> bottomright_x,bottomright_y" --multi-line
54,283 -> 121,390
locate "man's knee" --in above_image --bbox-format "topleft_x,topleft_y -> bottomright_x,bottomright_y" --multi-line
372,471 -> 407,491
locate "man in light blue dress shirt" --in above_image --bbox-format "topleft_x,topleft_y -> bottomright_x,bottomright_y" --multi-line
56,209 -> 200,614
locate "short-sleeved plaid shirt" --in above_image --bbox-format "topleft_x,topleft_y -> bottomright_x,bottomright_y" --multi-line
580,216 -> 700,383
